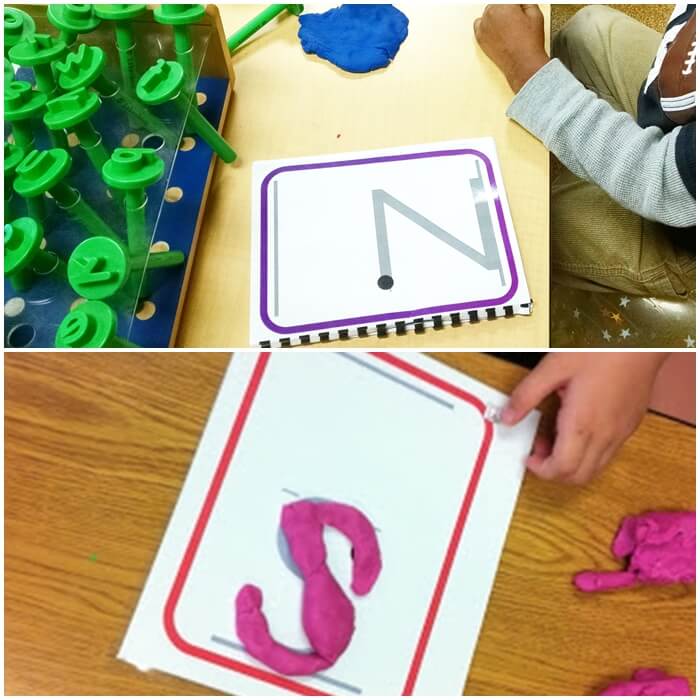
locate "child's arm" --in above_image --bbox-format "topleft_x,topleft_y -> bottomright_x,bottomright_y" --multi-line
474,5 -> 695,228
501,353 -> 669,484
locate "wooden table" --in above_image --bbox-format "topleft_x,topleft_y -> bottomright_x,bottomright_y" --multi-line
5,352 -> 694,695
177,4 -> 550,348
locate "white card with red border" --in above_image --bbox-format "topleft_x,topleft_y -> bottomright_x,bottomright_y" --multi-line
119,353 -> 539,695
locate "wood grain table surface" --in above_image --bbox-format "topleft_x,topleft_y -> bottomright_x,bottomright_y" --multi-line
177,4 -> 550,349
5,352 -> 695,695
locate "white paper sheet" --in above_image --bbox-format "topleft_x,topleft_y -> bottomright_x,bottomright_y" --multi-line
249,139 -> 532,347
119,353 -> 539,695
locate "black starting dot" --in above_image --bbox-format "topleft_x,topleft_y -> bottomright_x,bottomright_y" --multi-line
377,275 -> 394,290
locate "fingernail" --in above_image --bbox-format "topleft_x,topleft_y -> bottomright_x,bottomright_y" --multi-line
525,459 -> 540,473
501,407 -> 517,425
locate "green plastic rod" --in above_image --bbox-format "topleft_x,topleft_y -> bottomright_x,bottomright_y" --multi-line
9,120 -> 34,152
133,250 -> 185,269
5,57 -> 15,83
4,142 -> 25,221
25,194 -> 45,221
52,181 -> 121,241
76,120 -> 110,171
94,5 -> 147,95
124,190 -> 148,257
227,4 -> 303,53
48,128 -> 70,150
184,104 -> 236,162
154,5 -> 205,88
137,59 -> 237,163
115,24 -> 135,90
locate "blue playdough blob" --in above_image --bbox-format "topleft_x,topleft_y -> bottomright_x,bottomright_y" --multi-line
298,4 -> 409,73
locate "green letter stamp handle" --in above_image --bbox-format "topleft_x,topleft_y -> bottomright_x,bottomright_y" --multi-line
4,7 -> 35,57
4,80 -> 46,151
4,217 -> 63,292
102,147 -> 165,255
47,4 -> 100,47
55,299 -> 138,347
54,44 -> 178,142
44,88 -> 110,176
137,59 -> 237,163
68,236 -> 184,301
13,147 -> 72,197
14,148 -> 121,240
8,34 -> 66,95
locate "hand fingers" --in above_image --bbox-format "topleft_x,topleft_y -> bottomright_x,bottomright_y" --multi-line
502,356 -> 566,426
573,440 -> 622,487
562,436 -> 613,485
536,421 -> 622,485
532,433 -> 552,457
528,418 -> 589,480
597,441 -> 622,477
525,433 -> 552,471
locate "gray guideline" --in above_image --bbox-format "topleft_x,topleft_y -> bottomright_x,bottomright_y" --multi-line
209,635 -> 363,694
469,160 -> 504,286
372,161 -> 504,289
337,353 -> 454,410
273,180 -> 280,317
280,489 -> 382,533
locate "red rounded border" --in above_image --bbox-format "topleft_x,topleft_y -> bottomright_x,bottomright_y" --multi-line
163,352 -> 493,695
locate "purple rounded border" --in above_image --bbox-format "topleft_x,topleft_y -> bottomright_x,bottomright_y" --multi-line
259,148 -> 518,335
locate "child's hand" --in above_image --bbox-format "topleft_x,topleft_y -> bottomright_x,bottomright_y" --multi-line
473,4 -> 549,93
501,353 -> 669,484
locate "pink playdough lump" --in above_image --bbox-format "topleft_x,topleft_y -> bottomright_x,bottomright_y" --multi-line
574,511 -> 695,592
235,500 -> 382,676
600,668 -> 691,695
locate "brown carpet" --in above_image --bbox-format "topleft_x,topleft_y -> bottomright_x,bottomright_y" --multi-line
552,4 -> 673,33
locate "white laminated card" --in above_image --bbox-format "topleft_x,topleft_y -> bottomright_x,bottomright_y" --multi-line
249,139 -> 533,347
120,353 -> 539,695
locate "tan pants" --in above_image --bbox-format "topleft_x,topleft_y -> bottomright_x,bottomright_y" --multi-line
551,5 -> 695,298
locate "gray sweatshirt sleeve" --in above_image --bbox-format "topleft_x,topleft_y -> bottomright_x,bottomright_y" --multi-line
506,58 -> 696,228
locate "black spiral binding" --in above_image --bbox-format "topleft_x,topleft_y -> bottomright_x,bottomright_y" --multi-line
258,300 -> 534,348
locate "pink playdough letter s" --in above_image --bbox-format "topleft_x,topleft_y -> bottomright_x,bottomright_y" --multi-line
235,500 -> 382,676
